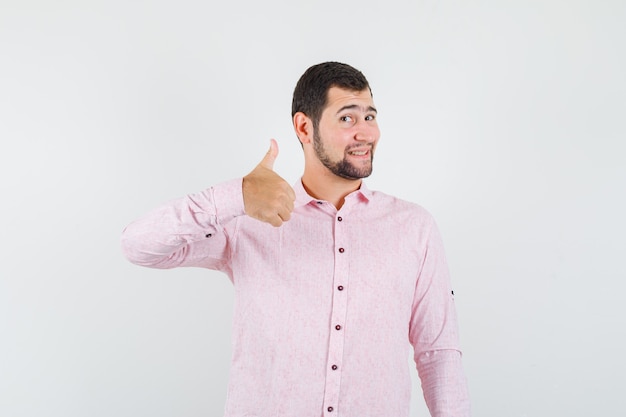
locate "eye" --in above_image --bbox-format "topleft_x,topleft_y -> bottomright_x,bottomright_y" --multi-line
365,114 -> 376,121
340,115 -> 353,122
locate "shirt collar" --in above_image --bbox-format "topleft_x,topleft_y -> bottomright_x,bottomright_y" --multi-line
293,178 -> 372,208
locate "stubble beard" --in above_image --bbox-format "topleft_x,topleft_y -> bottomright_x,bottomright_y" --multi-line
313,130 -> 374,180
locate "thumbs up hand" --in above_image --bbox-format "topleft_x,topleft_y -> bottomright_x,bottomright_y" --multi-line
242,139 -> 296,227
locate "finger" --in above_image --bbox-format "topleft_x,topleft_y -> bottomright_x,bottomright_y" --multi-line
285,183 -> 296,202
259,138 -> 279,170
285,197 -> 295,212
268,214 -> 283,227
277,192 -> 295,212
277,206 -> 292,222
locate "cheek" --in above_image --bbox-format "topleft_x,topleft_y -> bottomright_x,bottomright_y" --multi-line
323,130 -> 351,150
372,125 -> 381,140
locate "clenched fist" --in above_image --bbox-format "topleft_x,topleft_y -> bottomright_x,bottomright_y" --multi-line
242,139 -> 296,227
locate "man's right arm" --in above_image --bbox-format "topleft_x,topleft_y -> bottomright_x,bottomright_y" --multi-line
120,178 -> 245,270
120,139 -> 295,271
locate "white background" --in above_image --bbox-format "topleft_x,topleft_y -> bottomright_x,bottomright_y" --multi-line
1,1 -> 625,416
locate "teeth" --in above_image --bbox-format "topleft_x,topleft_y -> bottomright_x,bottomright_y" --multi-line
350,151 -> 367,155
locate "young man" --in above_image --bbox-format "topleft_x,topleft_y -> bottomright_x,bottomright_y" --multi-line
121,62 -> 471,417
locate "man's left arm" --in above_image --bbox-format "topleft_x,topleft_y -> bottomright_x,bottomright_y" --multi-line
409,217 -> 471,417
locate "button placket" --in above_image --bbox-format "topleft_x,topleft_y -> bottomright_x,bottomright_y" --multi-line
322,211 -> 350,416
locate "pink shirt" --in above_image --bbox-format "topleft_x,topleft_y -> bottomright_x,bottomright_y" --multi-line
121,178 -> 470,417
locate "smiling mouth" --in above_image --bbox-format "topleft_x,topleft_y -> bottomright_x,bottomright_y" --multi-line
348,150 -> 368,156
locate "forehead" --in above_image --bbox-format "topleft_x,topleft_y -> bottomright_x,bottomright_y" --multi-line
323,86 -> 375,112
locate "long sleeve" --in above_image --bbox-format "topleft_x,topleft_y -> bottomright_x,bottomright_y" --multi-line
120,178 -> 245,272
409,218 -> 471,417
416,350 -> 470,417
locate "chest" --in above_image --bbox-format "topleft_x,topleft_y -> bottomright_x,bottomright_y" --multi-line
231,209 -> 424,304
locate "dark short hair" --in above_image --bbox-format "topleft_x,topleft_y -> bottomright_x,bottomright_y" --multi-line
291,62 -> 371,129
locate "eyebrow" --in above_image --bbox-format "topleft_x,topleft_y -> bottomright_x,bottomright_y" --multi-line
335,104 -> 378,115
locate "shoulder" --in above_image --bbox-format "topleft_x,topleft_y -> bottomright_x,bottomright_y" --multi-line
366,189 -> 437,229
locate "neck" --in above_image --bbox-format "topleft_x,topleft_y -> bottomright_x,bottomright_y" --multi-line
301,169 -> 362,210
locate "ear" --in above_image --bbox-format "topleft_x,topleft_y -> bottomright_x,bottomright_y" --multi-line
293,112 -> 313,145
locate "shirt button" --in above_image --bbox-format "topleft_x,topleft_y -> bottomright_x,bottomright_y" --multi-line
337,216 -> 343,221
327,406 -> 334,412
335,324 -> 341,330
317,201 -> 323,205
331,364 -> 338,370
337,285 -> 344,291
338,247 -> 345,253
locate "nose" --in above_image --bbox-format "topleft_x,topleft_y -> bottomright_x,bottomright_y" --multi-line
354,120 -> 380,143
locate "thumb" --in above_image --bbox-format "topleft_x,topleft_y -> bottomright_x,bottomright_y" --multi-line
259,138 -> 279,170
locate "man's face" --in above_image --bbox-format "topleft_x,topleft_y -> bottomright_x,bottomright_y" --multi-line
312,87 -> 380,180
